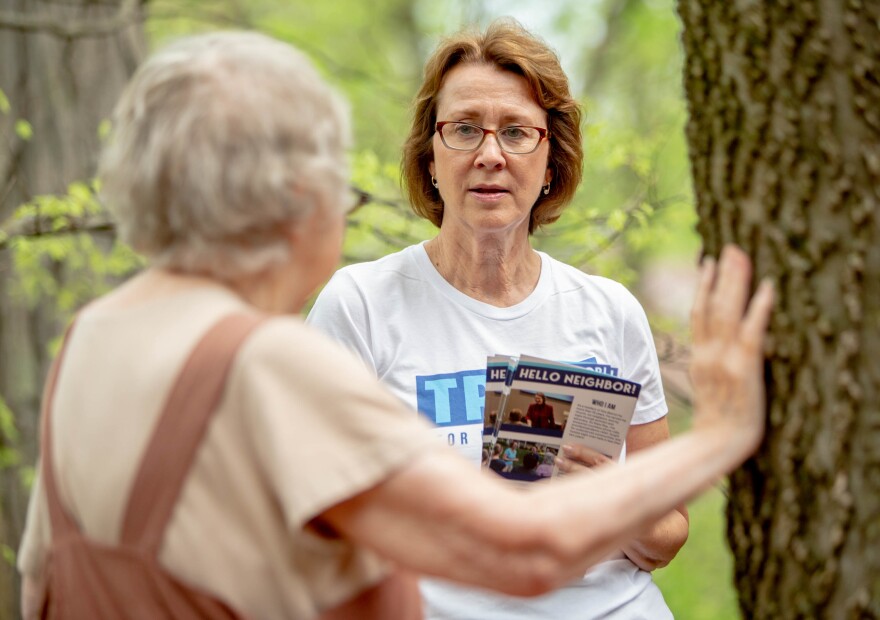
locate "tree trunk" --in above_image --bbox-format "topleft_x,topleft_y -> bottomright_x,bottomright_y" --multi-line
0,1 -> 143,617
677,1 -> 879,618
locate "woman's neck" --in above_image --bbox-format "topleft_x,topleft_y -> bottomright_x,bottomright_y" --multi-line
425,229 -> 542,307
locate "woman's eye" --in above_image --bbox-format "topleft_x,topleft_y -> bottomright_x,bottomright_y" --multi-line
502,127 -> 526,139
455,124 -> 479,136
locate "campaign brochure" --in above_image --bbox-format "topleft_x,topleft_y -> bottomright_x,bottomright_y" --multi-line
483,354 -> 641,483
482,355 -> 513,457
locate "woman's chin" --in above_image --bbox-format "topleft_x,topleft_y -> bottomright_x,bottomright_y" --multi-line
454,207 -> 530,236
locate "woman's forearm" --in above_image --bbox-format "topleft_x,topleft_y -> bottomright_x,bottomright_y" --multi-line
616,418 -> 689,571
620,507 -> 689,571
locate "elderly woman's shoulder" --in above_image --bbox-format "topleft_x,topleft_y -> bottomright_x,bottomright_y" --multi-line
232,314 -> 418,420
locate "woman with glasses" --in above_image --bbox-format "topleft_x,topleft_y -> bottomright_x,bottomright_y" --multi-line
310,19 -> 695,620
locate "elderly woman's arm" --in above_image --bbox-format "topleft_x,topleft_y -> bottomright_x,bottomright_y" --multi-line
320,246 -> 773,596
321,414 -> 759,595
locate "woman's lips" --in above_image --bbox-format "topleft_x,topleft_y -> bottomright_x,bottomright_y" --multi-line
469,187 -> 509,200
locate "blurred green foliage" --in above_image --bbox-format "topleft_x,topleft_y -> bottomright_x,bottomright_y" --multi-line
0,396 -> 19,471
8,181 -> 145,313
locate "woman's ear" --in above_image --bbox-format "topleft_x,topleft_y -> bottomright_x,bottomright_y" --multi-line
283,219 -> 303,245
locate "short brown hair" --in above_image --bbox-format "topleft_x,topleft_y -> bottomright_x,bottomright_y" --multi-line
402,19 -> 583,233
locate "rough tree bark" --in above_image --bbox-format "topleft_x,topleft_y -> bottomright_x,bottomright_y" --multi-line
677,1 -> 879,618
0,1 -> 144,617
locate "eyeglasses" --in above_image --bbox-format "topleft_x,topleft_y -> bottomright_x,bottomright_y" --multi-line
435,121 -> 549,155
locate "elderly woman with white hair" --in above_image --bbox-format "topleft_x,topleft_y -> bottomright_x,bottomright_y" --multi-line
18,31 -> 773,620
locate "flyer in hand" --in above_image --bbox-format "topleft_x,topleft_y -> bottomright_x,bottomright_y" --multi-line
483,354 -> 641,483
481,355 -> 513,457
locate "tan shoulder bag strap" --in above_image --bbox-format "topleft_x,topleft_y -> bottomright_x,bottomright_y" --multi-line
120,313 -> 267,555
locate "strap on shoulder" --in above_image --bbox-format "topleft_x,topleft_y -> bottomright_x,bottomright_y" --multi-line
120,313 -> 267,554
39,320 -> 83,538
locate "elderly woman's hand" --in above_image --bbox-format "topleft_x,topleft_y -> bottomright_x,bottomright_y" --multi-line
689,245 -> 774,450
555,444 -> 611,473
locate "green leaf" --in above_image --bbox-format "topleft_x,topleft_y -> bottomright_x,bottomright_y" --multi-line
0,88 -> 9,114
97,118 -> 112,141
20,465 -> 36,491
607,209 -> 628,232
1,544 -> 15,568
0,446 -> 20,469
15,119 -> 33,141
68,181 -> 93,204
56,287 -> 77,312
0,395 -> 20,472
0,395 -> 18,444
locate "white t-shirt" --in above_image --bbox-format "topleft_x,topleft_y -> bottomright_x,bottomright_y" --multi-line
307,242 -> 673,619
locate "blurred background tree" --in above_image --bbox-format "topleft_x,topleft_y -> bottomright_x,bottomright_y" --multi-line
0,1 -> 726,618
0,0 -> 146,612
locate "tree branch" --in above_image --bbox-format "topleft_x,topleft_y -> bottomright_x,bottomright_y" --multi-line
0,213 -> 115,250
581,0 -> 638,95
0,0 -> 142,39
0,185 -> 406,251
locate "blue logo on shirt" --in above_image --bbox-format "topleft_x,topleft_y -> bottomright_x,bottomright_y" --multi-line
416,370 -> 485,427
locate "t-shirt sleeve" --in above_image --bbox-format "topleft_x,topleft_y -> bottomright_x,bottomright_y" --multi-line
230,317 -> 440,532
618,289 -> 668,426
307,270 -> 377,372
18,461 -> 51,578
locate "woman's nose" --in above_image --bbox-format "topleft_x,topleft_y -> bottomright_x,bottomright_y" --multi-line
473,133 -> 506,169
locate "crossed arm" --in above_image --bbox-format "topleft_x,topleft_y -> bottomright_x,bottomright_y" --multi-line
619,419 -> 690,571
553,418 -> 690,571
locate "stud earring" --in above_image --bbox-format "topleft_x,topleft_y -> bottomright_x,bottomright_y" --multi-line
431,176 -> 439,188
543,182 -> 551,195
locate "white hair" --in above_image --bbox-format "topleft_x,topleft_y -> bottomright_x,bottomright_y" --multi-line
99,31 -> 351,279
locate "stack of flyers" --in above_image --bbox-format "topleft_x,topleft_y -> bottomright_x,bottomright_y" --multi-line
482,354 -> 641,484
